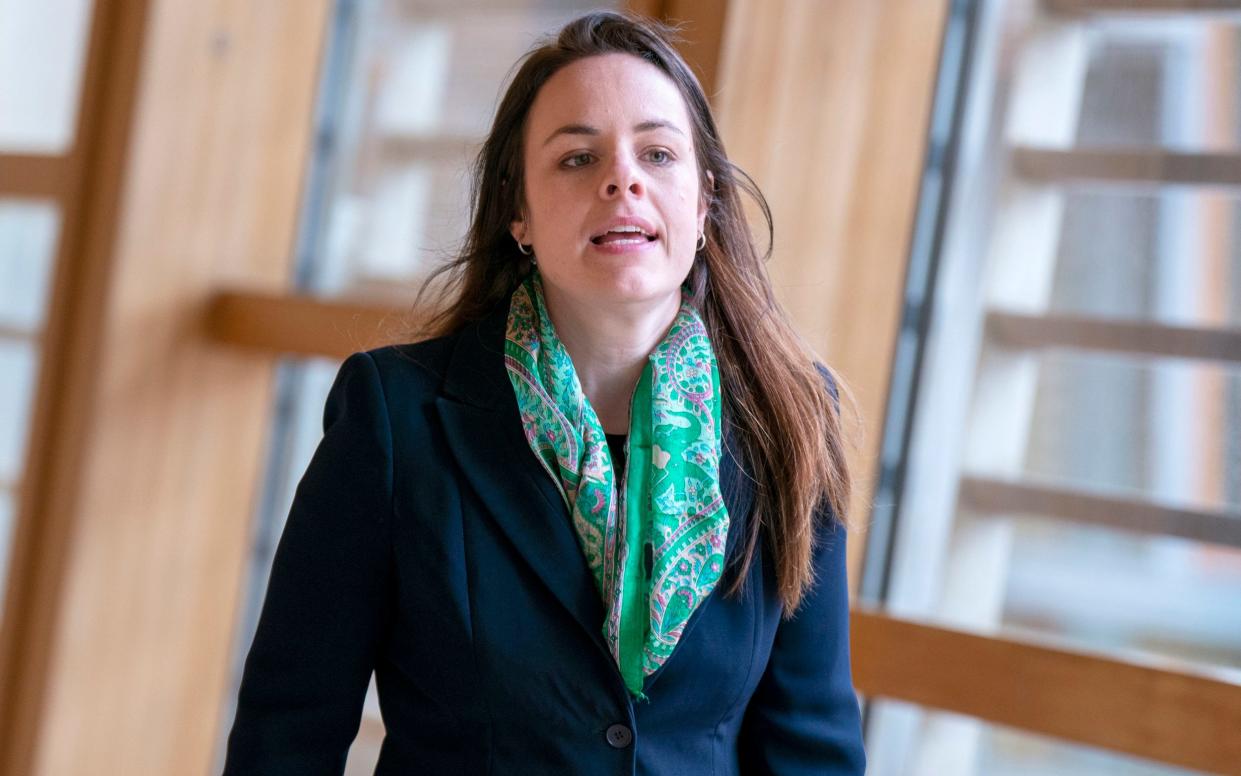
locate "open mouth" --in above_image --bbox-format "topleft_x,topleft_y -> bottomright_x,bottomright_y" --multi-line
590,227 -> 659,245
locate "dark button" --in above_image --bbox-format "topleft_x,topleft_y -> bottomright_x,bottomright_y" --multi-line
605,723 -> 633,748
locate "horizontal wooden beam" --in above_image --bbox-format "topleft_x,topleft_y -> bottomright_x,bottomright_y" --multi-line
851,609 -> 1241,775
0,155 -> 73,199
1012,147 -> 1241,189
987,311 -> 1241,363
205,289 -> 417,360
959,475 -> 1241,548
379,134 -> 480,164
1047,0 -> 1241,14
0,325 -> 39,342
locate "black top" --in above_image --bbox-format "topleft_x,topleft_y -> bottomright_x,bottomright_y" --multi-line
605,432 -> 627,474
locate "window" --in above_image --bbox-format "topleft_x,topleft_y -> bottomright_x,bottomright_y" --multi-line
861,1 -> 1241,774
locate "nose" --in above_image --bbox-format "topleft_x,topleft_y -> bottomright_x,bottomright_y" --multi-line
600,152 -> 644,199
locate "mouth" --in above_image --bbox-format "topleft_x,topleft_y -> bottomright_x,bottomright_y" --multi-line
589,227 -> 659,246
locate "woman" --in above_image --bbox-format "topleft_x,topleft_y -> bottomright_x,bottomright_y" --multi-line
223,10 -> 865,775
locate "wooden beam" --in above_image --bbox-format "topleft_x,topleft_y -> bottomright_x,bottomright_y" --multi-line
714,0 -> 953,592
0,155 -> 72,199
0,2 -> 335,774
0,326 -> 39,342
1013,147 -> 1241,188
959,475 -> 1241,548
1047,0 -> 1241,15
987,311 -> 1241,363
624,0 -> 669,20
0,0 -> 151,772
206,289 -> 414,360
663,0 -> 733,100
378,134 -> 480,164
852,610 -> 1241,775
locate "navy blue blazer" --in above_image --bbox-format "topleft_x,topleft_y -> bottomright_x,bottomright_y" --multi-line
222,297 -> 866,775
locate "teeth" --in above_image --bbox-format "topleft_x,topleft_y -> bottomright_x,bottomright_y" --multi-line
609,225 -> 643,234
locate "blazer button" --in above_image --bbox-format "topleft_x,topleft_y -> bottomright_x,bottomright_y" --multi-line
605,723 -> 633,749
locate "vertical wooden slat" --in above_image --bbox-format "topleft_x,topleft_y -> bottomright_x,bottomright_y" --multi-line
625,0 -> 669,21
0,1 -> 333,774
662,0 -> 732,99
0,0 -> 152,773
713,1 -> 952,589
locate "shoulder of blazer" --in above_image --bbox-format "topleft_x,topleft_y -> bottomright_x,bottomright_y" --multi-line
360,299 -> 511,409
364,334 -> 455,399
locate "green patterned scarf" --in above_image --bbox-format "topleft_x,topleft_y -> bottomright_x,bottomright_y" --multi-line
504,270 -> 730,701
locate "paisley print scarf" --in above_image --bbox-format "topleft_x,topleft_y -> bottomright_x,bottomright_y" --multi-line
504,270 -> 730,701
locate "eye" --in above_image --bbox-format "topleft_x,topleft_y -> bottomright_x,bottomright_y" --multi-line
647,148 -> 673,164
561,152 -> 594,169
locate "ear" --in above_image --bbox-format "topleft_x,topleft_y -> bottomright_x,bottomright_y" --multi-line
509,214 -> 527,245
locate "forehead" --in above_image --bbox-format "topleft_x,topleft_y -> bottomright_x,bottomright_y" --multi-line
526,53 -> 693,144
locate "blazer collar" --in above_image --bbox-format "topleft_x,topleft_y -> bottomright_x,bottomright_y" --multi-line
432,292 -> 755,695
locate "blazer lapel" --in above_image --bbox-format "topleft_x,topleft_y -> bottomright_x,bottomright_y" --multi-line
433,304 -> 607,651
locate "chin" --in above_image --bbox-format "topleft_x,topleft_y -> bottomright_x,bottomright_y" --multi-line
590,267 -> 684,306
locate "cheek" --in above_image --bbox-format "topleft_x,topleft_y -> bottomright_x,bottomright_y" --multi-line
531,180 -> 584,225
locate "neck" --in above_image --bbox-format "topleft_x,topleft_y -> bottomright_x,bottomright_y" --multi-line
541,285 -> 681,435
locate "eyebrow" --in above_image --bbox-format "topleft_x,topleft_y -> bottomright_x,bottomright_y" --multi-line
541,119 -> 684,147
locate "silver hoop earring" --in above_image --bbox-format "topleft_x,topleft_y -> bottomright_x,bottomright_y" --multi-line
515,238 -> 532,256
696,231 -> 707,252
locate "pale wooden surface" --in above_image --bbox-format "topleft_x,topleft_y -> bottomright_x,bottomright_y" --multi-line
712,0 -> 952,588
0,1 -> 333,774
852,609 -> 1241,775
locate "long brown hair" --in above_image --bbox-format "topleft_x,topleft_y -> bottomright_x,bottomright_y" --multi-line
407,10 -> 858,617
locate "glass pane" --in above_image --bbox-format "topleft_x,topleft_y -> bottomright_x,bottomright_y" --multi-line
865,699 -> 1203,776
866,1 -> 1241,773
1002,520 -> 1241,672
0,199 -> 60,332
0,0 -> 95,153
968,351 -> 1241,515
1007,16 -> 1241,153
1038,189 -> 1241,328
302,0 -> 621,295
0,338 -> 38,486
319,158 -> 472,300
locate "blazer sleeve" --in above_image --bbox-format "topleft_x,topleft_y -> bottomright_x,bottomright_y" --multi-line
222,352 -> 394,776
737,367 -> 866,775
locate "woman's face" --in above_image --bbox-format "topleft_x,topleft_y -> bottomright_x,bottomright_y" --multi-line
511,53 -> 711,311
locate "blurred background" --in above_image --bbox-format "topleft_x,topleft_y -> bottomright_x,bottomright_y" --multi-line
0,0 -> 1238,774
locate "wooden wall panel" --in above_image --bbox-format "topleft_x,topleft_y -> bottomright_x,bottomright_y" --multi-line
0,0 -> 152,772
713,1 -> 951,586
0,2 -> 333,774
